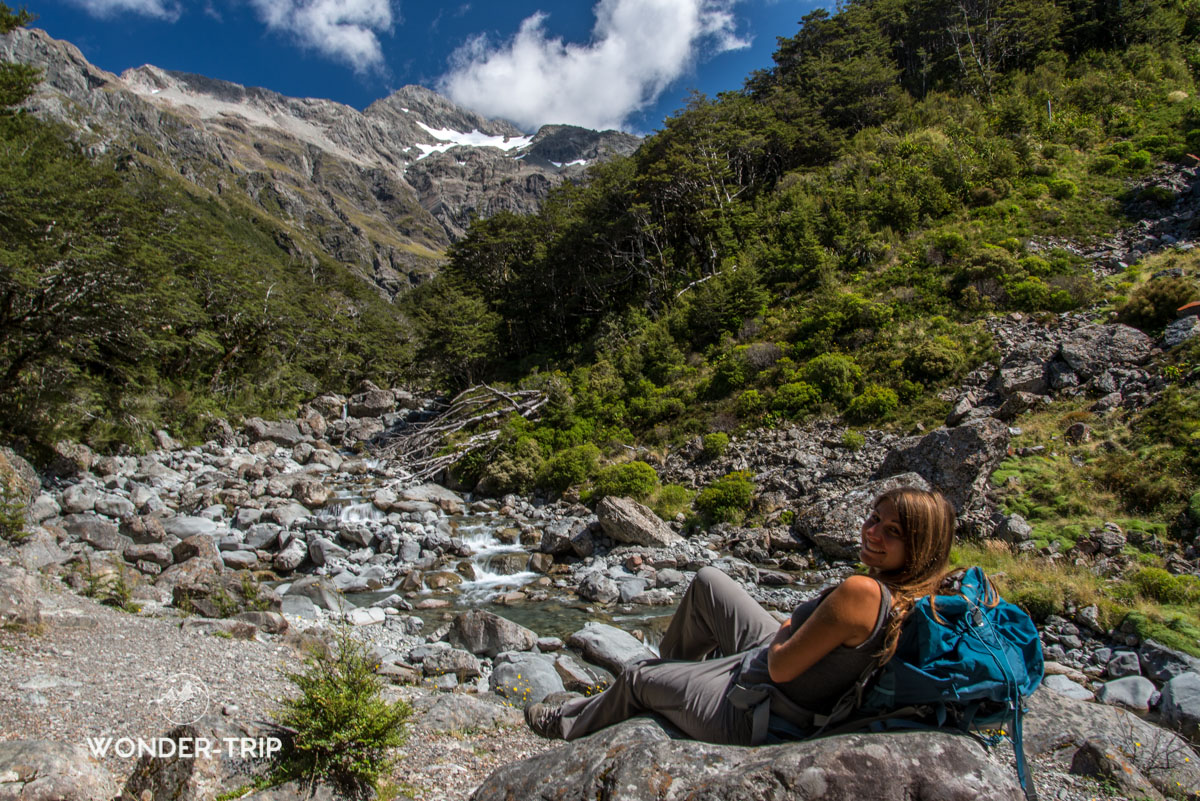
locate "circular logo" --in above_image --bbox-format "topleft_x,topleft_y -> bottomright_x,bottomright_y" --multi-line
152,672 -> 210,725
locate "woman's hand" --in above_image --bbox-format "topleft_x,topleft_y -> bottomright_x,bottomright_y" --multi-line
766,575 -> 882,684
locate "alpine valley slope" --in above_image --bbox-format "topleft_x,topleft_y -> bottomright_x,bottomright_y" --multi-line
0,26 -> 641,295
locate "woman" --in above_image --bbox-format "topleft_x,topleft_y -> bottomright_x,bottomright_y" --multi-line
525,486 -> 956,745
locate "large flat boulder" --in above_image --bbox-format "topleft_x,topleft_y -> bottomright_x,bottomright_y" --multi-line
471,718 -> 1022,801
449,608 -> 537,657
793,473 -> 930,559
0,739 -> 117,801
567,622 -> 656,675
595,496 -> 680,548
1057,323 -> 1152,379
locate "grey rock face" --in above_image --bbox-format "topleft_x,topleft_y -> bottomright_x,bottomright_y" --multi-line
0,739 -> 117,801
1164,315 -> 1200,348
60,483 -> 97,514
876,418 -> 1009,516
595,496 -> 681,548
62,513 -> 127,552
1057,323 -> 1152,379
1160,671 -> 1200,742
567,622 -> 657,675
794,472 -> 930,559
409,692 -> 521,734
449,608 -> 537,658
1096,676 -> 1157,711
423,647 -> 483,681
489,651 -> 564,705
994,513 -> 1033,543
1139,639 -> 1200,683
472,719 -> 1022,801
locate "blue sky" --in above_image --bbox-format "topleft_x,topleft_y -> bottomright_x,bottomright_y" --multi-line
27,0 -> 825,133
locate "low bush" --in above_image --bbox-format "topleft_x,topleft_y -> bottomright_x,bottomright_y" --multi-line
1116,276 -> 1199,332
540,443 -> 601,490
771,381 -> 820,417
1048,179 -> 1078,199
695,470 -> 756,524
801,353 -> 863,406
592,461 -> 659,501
845,385 -> 898,423
651,484 -> 694,521
735,389 -> 766,418
701,432 -> 730,459
273,629 -> 411,795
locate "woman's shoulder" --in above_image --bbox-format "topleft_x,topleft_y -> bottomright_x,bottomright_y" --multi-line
823,574 -> 885,626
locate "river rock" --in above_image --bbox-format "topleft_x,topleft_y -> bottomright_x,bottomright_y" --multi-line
410,692 -> 522,734
27,493 -> 61,524
577,572 -> 619,605
93,494 -> 135,519
0,739 -> 117,801
220,549 -> 258,570
0,446 -> 40,505
125,543 -> 172,568
347,388 -> 394,418
13,529 -> 70,572
307,536 -> 347,567
1096,676 -> 1157,711
449,609 -> 537,657
345,607 -> 386,626
539,517 -> 594,557
285,576 -> 344,612
471,719 -> 1023,801
163,516 -> 218,539
794,473 -> 930,559
243,417 -> 304,447
0,565 -> 42,628
554,653 -> 613,695
567,622 -> 656,675
1139,638 -> 1200,683
400,483 -> 464,514
60,483 -> 97,514
875,418 -> 1009,516
489,651 -> 564,705
291,479 -> 329,509
268,503 -> 310,529
1160,671 -> 1200,742
423,646 -> 482,681
48,440 -> 94,478
1042,673 -> 1093,701
63,513 -> 128,552
1106,650 -> 1141,678
596,496 -> 680,548
273,538 -> 307,572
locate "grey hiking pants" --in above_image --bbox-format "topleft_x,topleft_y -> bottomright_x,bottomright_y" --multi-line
558,566 -> 781,745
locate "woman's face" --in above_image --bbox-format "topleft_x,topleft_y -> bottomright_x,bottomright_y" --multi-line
860,498 -> 907,573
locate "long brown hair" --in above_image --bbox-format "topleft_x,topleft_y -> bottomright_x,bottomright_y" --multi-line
869,487 -> 956,662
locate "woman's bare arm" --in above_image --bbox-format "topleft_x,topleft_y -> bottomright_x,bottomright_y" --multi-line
766,575 -> 882,684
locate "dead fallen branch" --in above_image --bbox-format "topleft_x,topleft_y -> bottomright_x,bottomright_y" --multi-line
375,385 -> 547,482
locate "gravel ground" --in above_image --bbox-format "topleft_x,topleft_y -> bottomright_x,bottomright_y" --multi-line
0,578 -> 1138,801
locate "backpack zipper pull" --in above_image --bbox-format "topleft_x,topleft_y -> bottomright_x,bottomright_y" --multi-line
971,606 -> 984,627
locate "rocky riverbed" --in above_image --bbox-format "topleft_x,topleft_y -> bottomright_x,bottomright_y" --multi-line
2,303 -> 1200,799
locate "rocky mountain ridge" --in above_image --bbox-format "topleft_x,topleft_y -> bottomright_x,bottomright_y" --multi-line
0,27 -> 641,294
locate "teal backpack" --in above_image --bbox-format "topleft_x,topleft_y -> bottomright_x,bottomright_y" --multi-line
817,567 -> 1045,800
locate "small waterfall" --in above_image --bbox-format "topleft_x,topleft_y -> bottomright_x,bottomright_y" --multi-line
455,524 -> 538,603
341,502 -> 387,523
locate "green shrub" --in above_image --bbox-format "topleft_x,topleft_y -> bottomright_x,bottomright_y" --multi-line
273,629 -> 411,794
0,477 -> 29,544
846,385 -> 898,423
701,432 -> 730,459
593,461 -> 659,501
841,430 -> 866,450
771,381 -> 820,417
651,484 -> 693,521
481,437 -> 544,494
1140,186 -> 1176,207
1125,149 -> 1152,169
540,443 -> 601,490
1116,276 -> 1198,331
902,337 -> 965,384
800,353 -> 862,406
736,389 -> 766,418
1048,179 -> 1078,199
695,470 -> 756,524
1091,154 -> 1121,174
1128,567 -> 1200,605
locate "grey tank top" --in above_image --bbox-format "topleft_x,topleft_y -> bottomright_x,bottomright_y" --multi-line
737,579 -> 892,716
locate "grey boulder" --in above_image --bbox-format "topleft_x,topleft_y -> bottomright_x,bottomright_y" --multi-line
567,622 -> 656,675
876,418 -> 1009,516
471,718 -> 1022,801
449,608 -> 537,657
1042,673 -> 1093,701
1160,671 -> 1200,742
0,739 -> 117,801
1058,323 -> 1152,379
595,496 -> 681,548
1139,638 -> 1200,683
410,692 -> 521,734
1096,676 -> 1157,711
489,651 -> 564,705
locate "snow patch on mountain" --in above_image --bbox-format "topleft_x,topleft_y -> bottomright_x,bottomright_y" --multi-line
413,121 -> 533,159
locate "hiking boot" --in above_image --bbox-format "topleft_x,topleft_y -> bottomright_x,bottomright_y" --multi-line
524,700 -> 565,739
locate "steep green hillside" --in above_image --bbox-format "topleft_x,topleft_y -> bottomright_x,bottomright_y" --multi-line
409,0 -> 1200,526
0,5 -> 410,456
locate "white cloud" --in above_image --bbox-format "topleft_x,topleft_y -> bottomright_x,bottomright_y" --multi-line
69,0 -> 182,21
248,0 -> 395,73
437,0 -> 748,132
